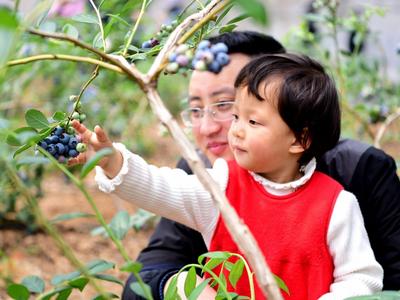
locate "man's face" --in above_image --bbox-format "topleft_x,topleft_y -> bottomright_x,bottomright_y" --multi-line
187,53 -> 251,163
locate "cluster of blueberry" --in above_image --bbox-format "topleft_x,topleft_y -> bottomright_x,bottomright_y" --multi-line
37,126 -> 86,163
142,20 -> 178,49
166,40 -> 230,74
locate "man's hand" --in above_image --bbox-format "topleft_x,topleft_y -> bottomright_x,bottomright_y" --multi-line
68,120 -> 123,178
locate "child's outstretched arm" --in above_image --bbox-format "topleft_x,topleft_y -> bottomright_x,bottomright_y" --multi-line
68,120 -> 123,179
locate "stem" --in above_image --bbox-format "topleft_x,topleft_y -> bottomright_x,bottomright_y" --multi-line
4,162 -> 108,298
6,54 -> 123,73
374,107 -> 400,148
66,65 -> 100,128
14,0 -> 20,12
122,0 -> 147,57
231,253 -> 255,300
89,0 -> 107,51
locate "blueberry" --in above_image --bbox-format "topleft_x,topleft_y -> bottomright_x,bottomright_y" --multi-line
142,40 -> 152,49
198,40 -> 211,50
53,126 -> 64,136
215,52 -> 230,66
72,112 -> 80,120
68,137 -> 78,148
202,51 -> 214,64
176,55 -> 189,67
55,143 -> 65,154
47,144 -> 56,155
79,113 -> 86,122
166,62 -> 179,73
59,133 -> 70,144
194,60 -> 207,71
49,135 -> 59,144
210,42 -> 228,54
208,61 -> 222,73
66,127 -> 75,135
58,156 -> 66,163
150,38 -> 159,47
68,149 -> 79,158
38,141 -> 47,149
168,52 -> 178,62
176,44 -> 189,54
76,143 -> 87,153
44,137 -> 52,145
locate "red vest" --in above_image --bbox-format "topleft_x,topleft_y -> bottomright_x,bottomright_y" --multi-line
209,161 -> 343,299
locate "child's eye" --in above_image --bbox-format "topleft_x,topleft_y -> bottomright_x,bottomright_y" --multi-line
249,120 -> 258,125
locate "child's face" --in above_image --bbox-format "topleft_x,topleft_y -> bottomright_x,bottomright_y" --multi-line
228,81 -> 305,183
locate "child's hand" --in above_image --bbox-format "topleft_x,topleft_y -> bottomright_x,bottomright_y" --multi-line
68,120 -> 123,178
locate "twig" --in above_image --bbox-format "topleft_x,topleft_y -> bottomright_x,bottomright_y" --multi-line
6,54 -> 122,73
89,0 -> 107,51
122,0 -> 147,57
374,107 -> 400,148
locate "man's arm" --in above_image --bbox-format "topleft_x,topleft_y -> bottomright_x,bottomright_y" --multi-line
317,139 -> 400,289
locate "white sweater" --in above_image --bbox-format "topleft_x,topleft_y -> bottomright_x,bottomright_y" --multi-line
95,143 -> 383,299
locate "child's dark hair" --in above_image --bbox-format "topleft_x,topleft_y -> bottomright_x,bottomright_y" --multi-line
209,31 -> 286,57
234,53 -> 341,166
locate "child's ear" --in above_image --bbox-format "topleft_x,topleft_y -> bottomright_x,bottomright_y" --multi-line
289,128 -> 311,154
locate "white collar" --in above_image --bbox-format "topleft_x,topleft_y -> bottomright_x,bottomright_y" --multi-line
250,158 -> 316,196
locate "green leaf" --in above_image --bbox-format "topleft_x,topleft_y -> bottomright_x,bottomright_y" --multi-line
0,7 -> 19,68
198,251 -> 231,264
6,283 -> 30,300
184,267 -> 197,298
91,292 -> 119,300
80,147 -> 113,179
219,24 -> 237,34
62,24 -> 79,39
93,273 -> 123,285
129,282 -> 153,299
55,287 -> 72,300
232,0 -> 268,25
13,143 -> 34,159
106,14 -> 130,27
16,156 -> 50,169
346,291 -> 400,299
204,258 -> 225,273
228,259 -> 244,288
40,286 -> 72,300
109,210 -> 131,240
92,32 -> 103,49
71,14 -> 98,24
21,275 -> 44,293
226,14 -> 250,25
215,3 -> 235,25
187,278 -> 211,300
50,212 -> 94,223
51,271 -> 81,286
68,277 -> 89,291
13,127 -> 53,159
6,132 -> 22,146
164,275 -> 178,300
52,111 -> 66,122
120,261 -> 143,273
274,274 -> 289,295
87,259 -> 115,275
25,109 -> 49,130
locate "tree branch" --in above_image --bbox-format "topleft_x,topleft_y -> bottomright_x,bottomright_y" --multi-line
374,107 -> 400,148
6,54 -> 123,73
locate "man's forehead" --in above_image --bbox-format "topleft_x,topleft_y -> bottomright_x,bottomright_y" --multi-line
188,86 -> 235,102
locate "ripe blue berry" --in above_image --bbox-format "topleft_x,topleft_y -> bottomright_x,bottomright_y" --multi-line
55,143 -> 66,154
198,40 -> 211,50
49,135 -> 59,144
176,55 -> 189,67
68,137 -> 78,148
59,133 -> 70,144
211,42 -> 228,54
47,144 -> 56,155
208,61 -> 222,73
68,149 -> 79,158
142,40 -> 152,49
53,126 -> 64,136
216,52 -> 230,66
38,141 -> 47,149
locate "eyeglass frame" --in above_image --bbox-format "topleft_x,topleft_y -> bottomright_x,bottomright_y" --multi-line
180,101 -> 235,128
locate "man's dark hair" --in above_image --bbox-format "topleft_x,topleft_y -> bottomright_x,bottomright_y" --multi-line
209,31 -> 286,56
234,53 -> 341,166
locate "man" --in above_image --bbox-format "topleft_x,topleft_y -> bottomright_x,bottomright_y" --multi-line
122,31 -> 400,299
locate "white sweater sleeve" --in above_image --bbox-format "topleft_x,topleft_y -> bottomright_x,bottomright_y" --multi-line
95,143 -> 228,243
319,190 -> 383,300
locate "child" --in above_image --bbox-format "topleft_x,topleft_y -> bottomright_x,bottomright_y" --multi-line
70,53 -> 383,299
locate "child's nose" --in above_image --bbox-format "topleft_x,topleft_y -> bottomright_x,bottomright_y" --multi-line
230,121 -> 245,139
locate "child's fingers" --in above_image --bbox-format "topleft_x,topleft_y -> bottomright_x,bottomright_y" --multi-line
71,120 -> 88,135
94,125 -> 109,144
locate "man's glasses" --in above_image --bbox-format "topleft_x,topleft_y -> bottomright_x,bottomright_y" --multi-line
180,101 -> 235,127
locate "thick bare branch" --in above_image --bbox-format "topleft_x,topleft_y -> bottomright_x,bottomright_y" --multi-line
374,107 -> 400,148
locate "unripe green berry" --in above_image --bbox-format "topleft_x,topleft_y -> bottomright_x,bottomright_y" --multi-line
67,126 -> 75,134
69,95 -> 78,102
76,143 -> 87,153
72,112 -> 80,120
176,44 -> 189,54
79,113 -> 86,122
166,62 -> 179,74
194,60 -> 207,71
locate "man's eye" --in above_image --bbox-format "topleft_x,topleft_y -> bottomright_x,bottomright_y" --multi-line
215,102 -> 234,112
190,109 -> 202,118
